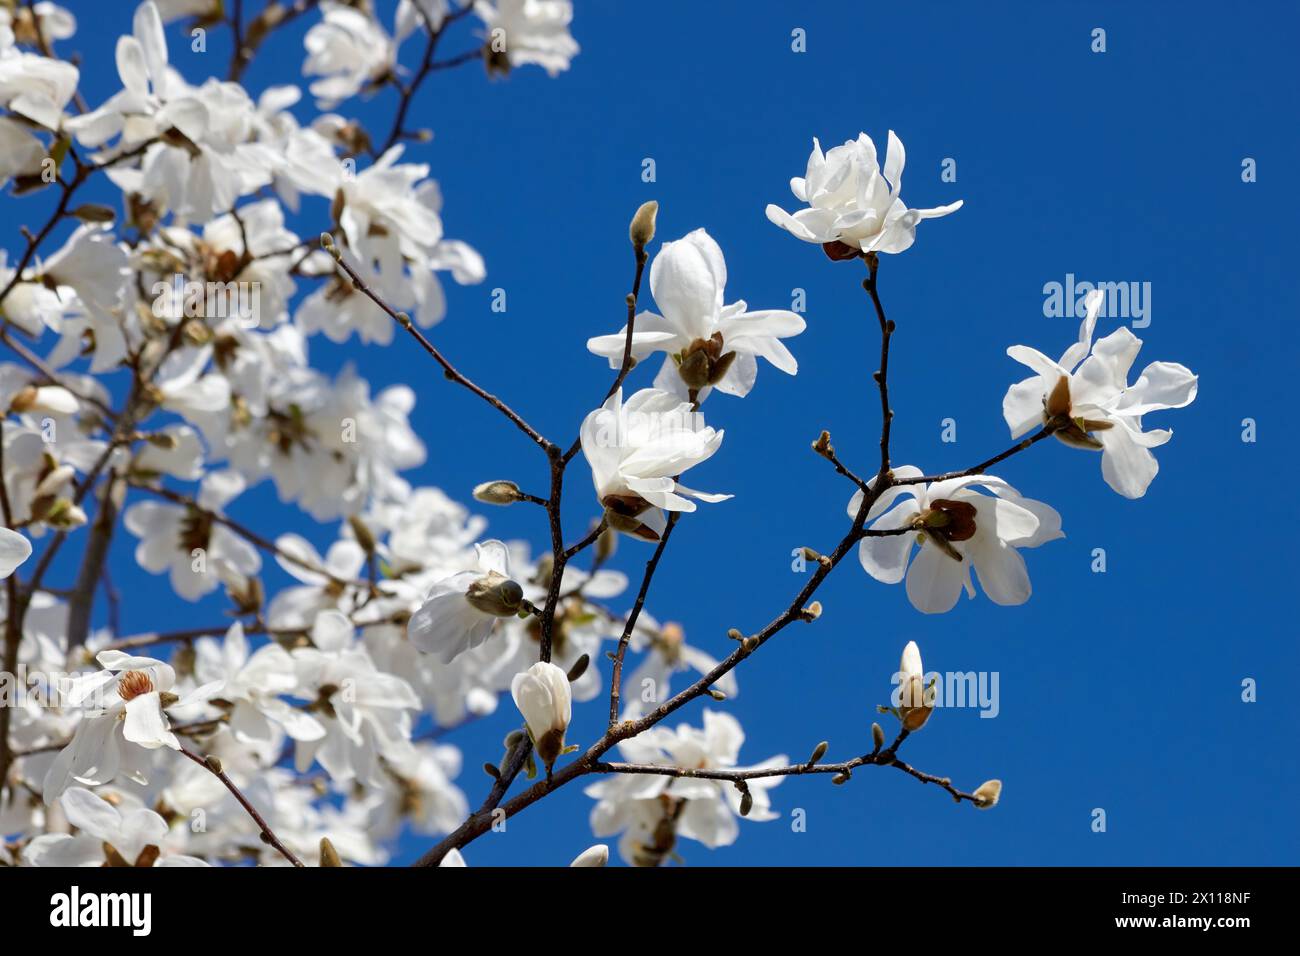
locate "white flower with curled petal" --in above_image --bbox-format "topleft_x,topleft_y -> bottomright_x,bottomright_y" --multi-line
580,387 -> 730,542
23,787 -> 209,867
303,2 -> 397,108
766,131 -> 962,257
42,651 -> 223,803
193,622 -> 326,760
123,469 -> 260,601
265,532 -> 368,630
585,710 -> 784,866
0,17 -> 79,129
849,466 -> 1063,614
475,0 -> 578,77
407,539 -> 524,663
587,229 -> 805,402
1002,290 -> 1198,499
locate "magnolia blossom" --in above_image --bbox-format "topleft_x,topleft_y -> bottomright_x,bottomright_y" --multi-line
0,526 -> 31,577
766,131 -> 962,256
407,539 -> 524,663
850,467 -> 1064,614
123,469 -> 260,601
0,15 -> 79,128
303,2 -> 397,108
476,0 -> 579,76
895,640 -> 934,731
621,615 -> 736,720
43,652 -> 222,803
580,387 -> 729,541
585,711 -> 784,866
510,660 -> 572,773
24,787 -> 209,867
587,229 -> 805,401
1003,291 -> 1198,499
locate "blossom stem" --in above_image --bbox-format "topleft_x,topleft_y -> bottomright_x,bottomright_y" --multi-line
607,512 -> 679,726
178,746 -> 305,867
892,424 -> 1059,486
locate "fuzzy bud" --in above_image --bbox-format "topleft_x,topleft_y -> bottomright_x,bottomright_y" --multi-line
473,480 -> 524,506
629,200 -> 658,251
807,741 -> 828,765
319,837 -> 343,867
972,779 -> 1002,809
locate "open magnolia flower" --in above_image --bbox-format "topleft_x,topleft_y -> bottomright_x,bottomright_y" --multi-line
580,387 -> 730,541
586,228 -> 805,402
1003,291 -> 1198,499
407,539 -> 524,663
585,710 -> 784,866
24,787 -> 209,867
850,467 -> 1063,614
476,0 -> 579,77
43,652 -> 223,803
767,130 -> 962,258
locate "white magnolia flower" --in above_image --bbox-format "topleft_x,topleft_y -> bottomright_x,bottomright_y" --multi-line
363,741 -> 467,839
569,844 -> 609,867
585,710 -> 784,866
580,387 -> 730,541
0,18 -> 79,128
407,539 -> 523,663
193,622 -> 326,759
290,610 -> 421,787
511,660 -> 572,772
1003,291 -> 1198,499
766,131 -> 962,257
43,652 -> 222,803
24,787 -> 209,867
476,0 -> 578,77
587,229 -> 805,402
123,469 -> 260,601
0,526 -> 32,577
266,532 -> 368,629
849,467 -> 1063,614
303,2 -> 396,108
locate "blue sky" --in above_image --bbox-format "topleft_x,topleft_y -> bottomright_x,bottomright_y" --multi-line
21,0 -> 1298,865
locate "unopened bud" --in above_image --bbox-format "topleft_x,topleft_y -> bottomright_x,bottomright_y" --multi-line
707,688 -> 727,701
594,525 -> 618,564
347,515 -> 376,555
807,741 -> 828,766
832,772 -> 851,785
972,779 -> 1002,809
629,200 -> 658,251
203,755 -> 223,774
473,480 -> 523,505
566,653 -> 590,683
319,837 -> 343,867
70,203 -> 117,223
465,573 -> 524,617
741,636 -> 759,653
727,628 -> 744,641
738,787 -> 753,817
800,601 -> 822,622
871,722 -> 885,751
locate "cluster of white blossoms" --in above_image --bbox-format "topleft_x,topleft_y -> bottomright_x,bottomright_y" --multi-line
0,0 -> 1196,868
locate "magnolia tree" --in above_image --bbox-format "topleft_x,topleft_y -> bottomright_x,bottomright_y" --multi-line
0,0 -> 1197,868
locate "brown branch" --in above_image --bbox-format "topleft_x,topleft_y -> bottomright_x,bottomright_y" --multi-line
607,513 -> 678,725
893,425 -> 1059,485
379,2 -> 478,153
324,239 -> 551,452
178,746 -> 304,867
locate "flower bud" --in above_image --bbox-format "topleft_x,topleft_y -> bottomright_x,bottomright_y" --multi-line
897,640 -> 934,731
807,741 -> 828,765
319,837 -> 343,867
569,844 -> 609,867
972,779 -> 1002,809
347,515 -> 376,555
465,572 -> 524,617
871,722 -> 886,751
511,662 -> 572,775
473,479 -> 524,505
629,200 -> 658,251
